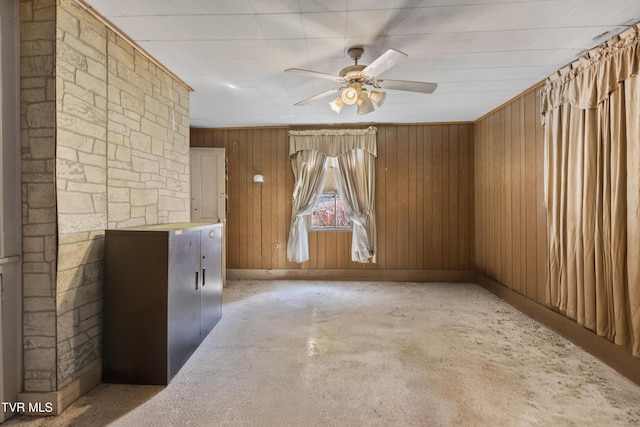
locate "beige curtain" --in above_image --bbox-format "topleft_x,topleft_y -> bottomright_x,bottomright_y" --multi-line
336,149 -> 377,263
287,127 -> 377,263
286,149 -> 327,263
541,24 -> 640,356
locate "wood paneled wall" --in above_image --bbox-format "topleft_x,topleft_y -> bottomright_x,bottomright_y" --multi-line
192,93 -> 640,376
473,88 -> 548,305
191,123 -> 473,272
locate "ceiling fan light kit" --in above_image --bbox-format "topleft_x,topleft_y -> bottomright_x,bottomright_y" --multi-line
286,47 -> 437,115
329,97 -> 344,113
357,90 -> 375,115
369,90 -> 386,107
341,85 -> 360,105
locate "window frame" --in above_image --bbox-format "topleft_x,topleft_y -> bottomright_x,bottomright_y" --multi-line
309,193 -> 352,232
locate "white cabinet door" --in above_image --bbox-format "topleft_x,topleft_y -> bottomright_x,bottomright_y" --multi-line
190,147 -> 225,222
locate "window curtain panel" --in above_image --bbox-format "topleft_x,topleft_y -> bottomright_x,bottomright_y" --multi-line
287,127 -> 377,263
335,149 -> 377,263
286,149 -> 327,263
541,24 -> 640,356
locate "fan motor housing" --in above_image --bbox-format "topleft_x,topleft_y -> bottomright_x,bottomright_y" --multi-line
339,65 -> 366,82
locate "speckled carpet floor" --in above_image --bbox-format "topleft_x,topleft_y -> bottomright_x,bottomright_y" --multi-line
6,280 -> 640,426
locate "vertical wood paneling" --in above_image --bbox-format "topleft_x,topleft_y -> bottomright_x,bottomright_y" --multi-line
491,113 -> 501,280
524,91 -> 538,299
473,120 -> 483,272
449,125 -> 459,268
416,126 -> 425,270
510,100 -> 523,293
251,130 -> 261,269
423,126 -> 433,268
483,117 -> 491,276
431,126 -> 444,268
474,85 -> 547,306
441,126 -> 451,269
518,97 -> 528,295
385,127 -> 398,269
276,128 -> 288,269
267,129 -> 277,268
309,231 -> 318,269
535,94 -> 548,304
503,105 -> 513,287
191,123 -> 474,273
236,129 -> 249,269
376,126 -> 387,269
227,131 -> 239,267
396,126 -> 410,269
337,232 -> 349,269
468,126 -> 475,269
326,231 -> 337,268
496,111 -> 505,284
248,129 -> 257,268
458,125 -> 471,270
261,129 -> 274,268
317,231 -> 326,268
408,126 -> 418,269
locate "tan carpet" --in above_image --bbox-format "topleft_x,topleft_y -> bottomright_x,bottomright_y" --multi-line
6,280 -> 640,426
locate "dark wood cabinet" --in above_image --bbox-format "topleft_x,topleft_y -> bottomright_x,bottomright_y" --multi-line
103,222 -> 223,385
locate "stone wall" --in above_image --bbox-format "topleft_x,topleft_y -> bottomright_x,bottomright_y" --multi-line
20,0 -> 191,394
106,26 -> 191,229
20,0 -> 58,393
55,0 -> 108,389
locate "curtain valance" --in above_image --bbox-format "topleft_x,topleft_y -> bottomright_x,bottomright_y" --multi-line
288,127 -> 377,158
540,24 -> 640,114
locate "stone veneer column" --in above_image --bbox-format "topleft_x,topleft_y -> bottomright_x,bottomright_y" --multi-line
19,0 -> 58,393
54,0 -> 108,390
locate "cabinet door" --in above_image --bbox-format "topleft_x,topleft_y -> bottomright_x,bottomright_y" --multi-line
200,226 -> 223,338
168,231 -> 201,379
104,232 -> 171,385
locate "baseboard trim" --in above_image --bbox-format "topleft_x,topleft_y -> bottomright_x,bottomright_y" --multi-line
473,272 -> 640,386
227,269 -> 475,283
17,362 -> 101,416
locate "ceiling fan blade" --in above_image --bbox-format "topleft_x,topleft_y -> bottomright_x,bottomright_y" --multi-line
362,49 -> 408,78
285,68 -> 343,81
294,88 -> 341,106
376,79 -> 438,94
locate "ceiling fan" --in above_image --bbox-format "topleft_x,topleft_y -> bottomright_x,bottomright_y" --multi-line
285,47 -> 437,115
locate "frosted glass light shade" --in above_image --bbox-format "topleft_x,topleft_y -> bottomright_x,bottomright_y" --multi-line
357,91 -> 375,115
369,90 -> 386,106
329,97 -> 344,113
341,87 -> 359,105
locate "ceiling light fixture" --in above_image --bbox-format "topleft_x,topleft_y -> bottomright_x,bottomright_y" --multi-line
289,46 -> 436,116
329,84 -> 386,115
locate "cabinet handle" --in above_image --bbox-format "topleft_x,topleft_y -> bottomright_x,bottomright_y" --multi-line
195,271 -> 199,290
202,268 -> 206,287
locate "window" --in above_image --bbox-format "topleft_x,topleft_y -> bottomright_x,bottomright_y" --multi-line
310,157 -> 352,231
287,127 -> 377,263
310,194 -> 352,230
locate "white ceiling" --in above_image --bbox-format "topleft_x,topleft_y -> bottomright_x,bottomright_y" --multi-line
82,0 -> 640,128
